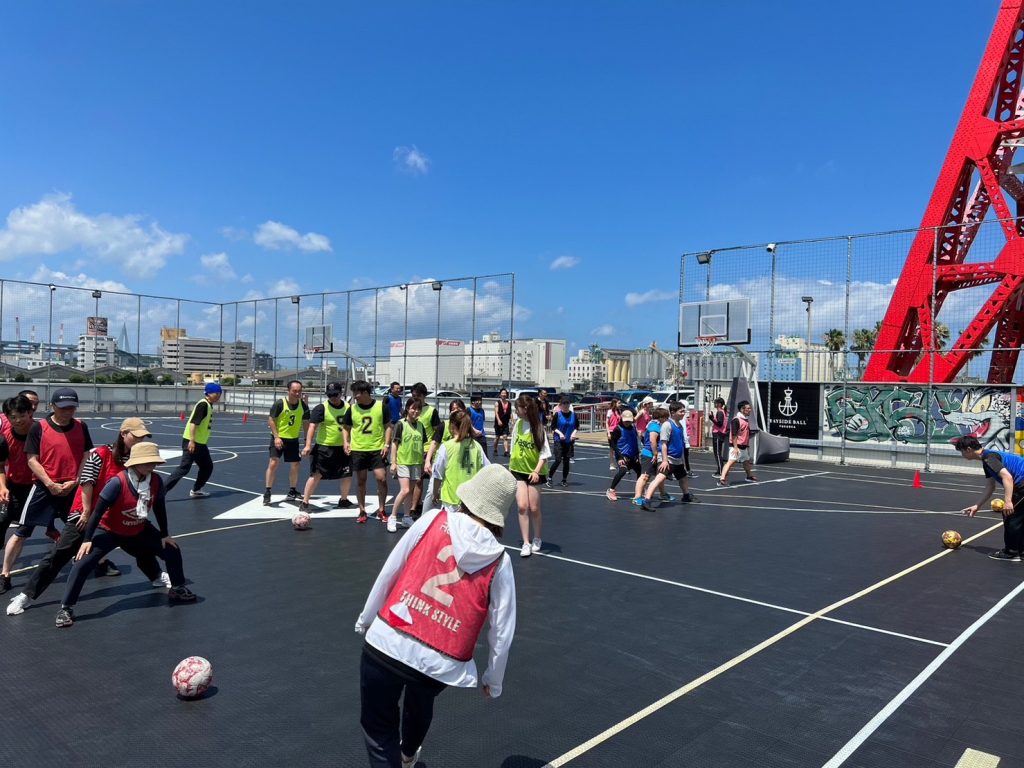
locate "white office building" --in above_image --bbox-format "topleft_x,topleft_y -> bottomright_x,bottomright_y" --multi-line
389,338 -> 466,390
161,337 -> 254,378
465,334 -> 567,389
77,334 -> 117,370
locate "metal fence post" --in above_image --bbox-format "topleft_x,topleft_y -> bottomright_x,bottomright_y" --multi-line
925,227 -> 938,472
840,236 -> 852,466
470,278 -> 477,393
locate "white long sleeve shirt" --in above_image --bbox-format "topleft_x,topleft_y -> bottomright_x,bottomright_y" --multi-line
356,509 -> 517,696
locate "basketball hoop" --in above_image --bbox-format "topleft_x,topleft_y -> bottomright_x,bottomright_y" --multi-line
303,346 -> 321,364
695,335 -> 721,358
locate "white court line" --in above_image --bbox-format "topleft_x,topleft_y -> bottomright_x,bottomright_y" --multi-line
702,471 -> 831,491
154,470 -> 261,497
508,548 -> 948,648
539,520 -> 1003,767
823,576 -> 1024,767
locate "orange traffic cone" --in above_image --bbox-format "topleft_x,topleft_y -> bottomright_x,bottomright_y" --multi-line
242,412 -> 248,424
912,470 -> 923,488
179,411 -> 186,422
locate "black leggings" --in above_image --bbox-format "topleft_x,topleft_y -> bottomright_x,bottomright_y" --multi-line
61,525 -> 185,608
165,440 -> 214,493
1004,484 -> 1024,553
611,457 -> 642,489
23,518 -> 162,600
549,442 -> 572,482
712,434 -> 728,474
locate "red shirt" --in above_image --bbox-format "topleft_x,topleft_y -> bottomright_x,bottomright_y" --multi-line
71,445 -> 119,514
38,418 -> 86,483
1,420 -> 32,484
99,470 -> 160,537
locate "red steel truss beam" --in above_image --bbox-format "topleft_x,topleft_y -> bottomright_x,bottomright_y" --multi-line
866,1 -> 1024,384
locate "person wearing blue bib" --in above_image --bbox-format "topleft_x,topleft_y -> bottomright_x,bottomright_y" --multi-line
641,402 -> 694,509
956,435 -> 1024,561
547,398 -> 579,488
607,409 -> 641,502
384,382 -> 404,425
468,394 -> 488,457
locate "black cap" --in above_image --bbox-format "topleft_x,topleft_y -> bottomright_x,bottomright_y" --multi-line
50,387 -> 79,408
326,382 -> 343,397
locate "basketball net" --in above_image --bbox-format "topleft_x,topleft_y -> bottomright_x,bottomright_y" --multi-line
695,335 -> 720,358
303,346 -> 321,364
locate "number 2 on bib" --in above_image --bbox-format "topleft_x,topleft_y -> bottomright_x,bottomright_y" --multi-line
420,544 -> 462,608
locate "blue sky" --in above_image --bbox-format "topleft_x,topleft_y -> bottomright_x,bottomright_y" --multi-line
0,1 -> 999,360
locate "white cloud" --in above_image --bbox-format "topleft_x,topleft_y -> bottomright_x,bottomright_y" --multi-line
253,221 -> 332,253
194,252 -> 237,283
270,278 -> 301,296
31,265 -> 130,293
0,193 -> 188,278
241,273 -> 254,284
550,255 -> 580,270
625,289 -> 676,308
393,145 -> 431,175
591,324 -> 615,337
220,226 -> 248,241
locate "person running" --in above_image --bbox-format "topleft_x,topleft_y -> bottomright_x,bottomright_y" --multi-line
6,418 -> 168,616
0,395 -> 34,594
509,395 -> 549,557
634,396 -> 655,435
547,397 -> 579,488
633,407 -> 670,507
384,382 -> 404,426
606,397 -> 622,471
956,435 -> 1024,561
165,382 -> 222,498
54,441 -> 197,628
607,410 -> 641,502
409,383 -> 442,520
468,394 -> 488,457
354,464 -> 518,768
710,397 -> 729,478
300,381 -> 352,513
431,411 -> 490,516
1,388 -> 92,585
640,402 -> 694,510
264,380 -> 310,505
492,388 -> 512,458
718,400 -> 757,486
344,380 -> 393,524
388,399 -> 426,533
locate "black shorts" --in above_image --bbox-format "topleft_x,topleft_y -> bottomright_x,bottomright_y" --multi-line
493,423 -> 509,437
310,445 -> 351,480
511,470 -> 546,485
641,456 -> 658,476
660,463 -> 687,480
269,437 -> 302,462
351,450 -> 386,473
19,482 -> 75,529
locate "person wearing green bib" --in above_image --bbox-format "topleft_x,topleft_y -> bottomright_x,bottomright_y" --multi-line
509,395 -> 550,558
165,382 -> 222,498
387,398 -> 426,533
409,382 -> 442,520
264,380 -> 310,506
299,382 -> 353,513
430,411 -> 489,515
342,380 -> 392,524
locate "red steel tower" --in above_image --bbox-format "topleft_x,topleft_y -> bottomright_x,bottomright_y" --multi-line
866,0 -> 1024,384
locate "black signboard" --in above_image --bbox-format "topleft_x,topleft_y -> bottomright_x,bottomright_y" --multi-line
757,382 -> 821,440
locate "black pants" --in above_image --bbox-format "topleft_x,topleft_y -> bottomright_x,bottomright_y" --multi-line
549,442 -> 572,482
360,646 -> 445,768
165,440 -> 213,493
0,482 -> 31,543
61,525 -> 185,608
611,457 -> 642,489
712,434 -> 728,474
23,517 -> 162,600
1004,484 -> 1024,553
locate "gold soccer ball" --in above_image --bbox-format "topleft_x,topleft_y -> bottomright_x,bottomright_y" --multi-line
941,530 -> 963,550
991,499 -> 1006,513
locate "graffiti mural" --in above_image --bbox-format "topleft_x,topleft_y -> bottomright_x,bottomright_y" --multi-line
824,385 -> 1013,450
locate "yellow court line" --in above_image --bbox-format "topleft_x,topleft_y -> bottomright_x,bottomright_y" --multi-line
954,747 -> 1001,767
542,521 -> 1004,768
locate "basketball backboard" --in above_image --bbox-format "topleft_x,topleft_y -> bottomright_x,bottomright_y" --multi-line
678,299 -> 752,348
304,324 -> 334,353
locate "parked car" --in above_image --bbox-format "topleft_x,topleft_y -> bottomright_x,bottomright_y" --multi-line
509,388 -> 538,399
618,389 -> 653,408
649,390 -> 694,410
429,390 -> 470,399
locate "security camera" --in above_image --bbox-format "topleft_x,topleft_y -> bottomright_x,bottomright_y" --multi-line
766,243 -> 777,253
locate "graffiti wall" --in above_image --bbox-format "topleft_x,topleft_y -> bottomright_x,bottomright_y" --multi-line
824,385 -> 1014,450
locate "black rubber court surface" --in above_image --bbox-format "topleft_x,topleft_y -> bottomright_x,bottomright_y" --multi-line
1,415 -> 1020,768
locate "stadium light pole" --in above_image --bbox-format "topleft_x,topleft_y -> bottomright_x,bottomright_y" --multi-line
399,284 -> 408,386
291,295 -> 300,376
696,251 -> 713,301
802,295 -> 814,380
91,290 -> 101,410
432,281 -> 442,402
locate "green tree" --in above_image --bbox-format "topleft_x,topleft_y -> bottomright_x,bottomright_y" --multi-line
139,369 -> 156,385
13,373 -> 28,383
68,373 -> 86,384
850,326 -> 879,377
221,376 -> 236,386
823,329 -> 847,381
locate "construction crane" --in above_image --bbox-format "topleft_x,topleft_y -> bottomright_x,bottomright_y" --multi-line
650,341 -> 687,387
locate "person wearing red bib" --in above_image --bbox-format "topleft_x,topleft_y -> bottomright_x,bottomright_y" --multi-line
355,464 -> 518,768
0,395 -> 34,593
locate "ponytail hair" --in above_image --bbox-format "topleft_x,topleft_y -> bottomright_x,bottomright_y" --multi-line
516,395 -> 544,451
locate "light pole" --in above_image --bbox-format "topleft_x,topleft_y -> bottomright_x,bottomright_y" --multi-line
47,284 -> 55,397
291,295 -> 301,376
91,290 -> 101,410
801,295 -> 814,381
432,281 -> 442,403
696,250 -> 713,301
399,284 -> 408,385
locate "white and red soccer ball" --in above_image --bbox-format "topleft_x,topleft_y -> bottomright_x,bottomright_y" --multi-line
292,511 -> 311,530
172,656 -> 213,698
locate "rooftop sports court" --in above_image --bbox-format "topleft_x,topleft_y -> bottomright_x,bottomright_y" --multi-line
0,415 -> 1019,768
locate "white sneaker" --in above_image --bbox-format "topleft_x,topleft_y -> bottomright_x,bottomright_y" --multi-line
531,538 -> 542,553
520,542 -> 532,557
6,592 -> 31,616
387,515 -> 398,533
401,746 -> 422,768
152,572 -> 171,588
609,463 -> 617,471
189,489 -> 209,498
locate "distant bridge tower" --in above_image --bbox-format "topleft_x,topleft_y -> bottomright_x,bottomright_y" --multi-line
866,0 -> 1024,384
117,322 -> 131,354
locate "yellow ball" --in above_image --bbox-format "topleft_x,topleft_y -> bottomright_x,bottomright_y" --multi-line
941,530 -> 963,550
992,499 -> 1006,512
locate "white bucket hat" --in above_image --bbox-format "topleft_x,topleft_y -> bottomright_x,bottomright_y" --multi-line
456,464 -> 517,528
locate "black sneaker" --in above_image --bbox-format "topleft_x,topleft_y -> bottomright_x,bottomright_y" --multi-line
286,488 -> 299,501
168,586 -> 198,603
641,498 -> 654,512
263,491 -> 272,506
0,575 -> 10,595
299,502 -> 310,513
337,498 -> 355,509
94,560 -> 122,577
682,493 -> 695,503
545,479 -> 553,489
55,607 -> 74,628
989,549 -> 1022,562
559,480 -> 568,487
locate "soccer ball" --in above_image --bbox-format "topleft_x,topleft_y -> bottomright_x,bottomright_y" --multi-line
172,656 -> 212,698
991,499 -> 1006,513
941,530 -> 963,550
292,511 -> 311,530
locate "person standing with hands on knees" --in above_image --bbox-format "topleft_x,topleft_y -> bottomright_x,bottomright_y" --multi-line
956,435 -> 1024,561
165,382 -> 221,498
355,464 -> 518,768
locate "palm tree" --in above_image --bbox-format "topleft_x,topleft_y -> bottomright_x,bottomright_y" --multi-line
932,321 -> 951,352
850,326 -> 879,378
823,329 -> 846,381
